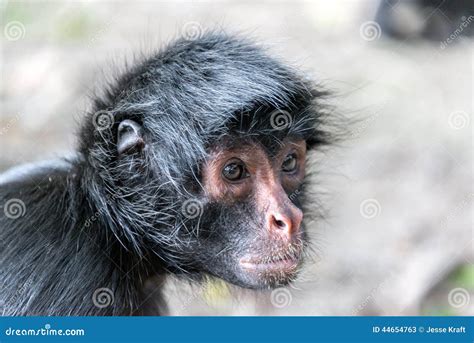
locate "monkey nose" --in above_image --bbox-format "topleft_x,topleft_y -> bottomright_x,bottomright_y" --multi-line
268,207 -> 303,236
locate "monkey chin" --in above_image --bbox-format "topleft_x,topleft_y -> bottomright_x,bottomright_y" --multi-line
236,255 -> 302,289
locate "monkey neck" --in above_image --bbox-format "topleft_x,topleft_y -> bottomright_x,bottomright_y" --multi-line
74,156 -> 167,272
64,160 -> 168,315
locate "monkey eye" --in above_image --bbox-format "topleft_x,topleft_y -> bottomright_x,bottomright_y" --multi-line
222,159 -> 249,182
282,153 -> 298,172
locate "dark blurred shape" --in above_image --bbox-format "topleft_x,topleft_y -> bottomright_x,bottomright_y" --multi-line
376,0 -> 474,41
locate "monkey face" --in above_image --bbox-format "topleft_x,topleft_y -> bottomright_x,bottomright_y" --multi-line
192,137 -> 307,289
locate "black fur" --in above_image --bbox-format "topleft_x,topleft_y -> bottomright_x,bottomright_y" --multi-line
0,32 -> 334,315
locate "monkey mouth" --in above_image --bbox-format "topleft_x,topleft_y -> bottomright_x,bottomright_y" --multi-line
240,257 -> 299,273
239,252 -> 301,274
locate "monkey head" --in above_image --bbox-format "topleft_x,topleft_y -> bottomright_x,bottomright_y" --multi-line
81,33 -> 332,290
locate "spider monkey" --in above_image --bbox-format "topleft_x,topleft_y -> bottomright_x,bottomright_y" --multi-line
0,32 -> 334,315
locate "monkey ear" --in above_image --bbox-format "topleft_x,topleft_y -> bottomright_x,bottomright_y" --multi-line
117,119 -> 144,154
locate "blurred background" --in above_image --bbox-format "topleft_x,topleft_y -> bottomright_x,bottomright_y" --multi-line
1,0 -> 472,316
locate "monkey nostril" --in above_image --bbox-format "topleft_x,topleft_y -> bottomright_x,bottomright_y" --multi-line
270,214 -> 293,234
274,219 -> 286,228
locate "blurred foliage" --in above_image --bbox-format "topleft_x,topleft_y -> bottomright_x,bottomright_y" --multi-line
422,307 -> 453,316
3,1 -> 45,24
421,263 -> 473,316
450,264 -> 474,289
202,276 -> 231,308
54,10 -> 91,41
3,1 -> 94,41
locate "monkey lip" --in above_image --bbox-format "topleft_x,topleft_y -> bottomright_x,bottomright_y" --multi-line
239,255 -> 300,273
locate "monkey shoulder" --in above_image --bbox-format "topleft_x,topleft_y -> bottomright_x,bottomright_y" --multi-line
0,158 -> 73,186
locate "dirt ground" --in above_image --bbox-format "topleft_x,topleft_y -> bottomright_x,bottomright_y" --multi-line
1,1 -> 472,315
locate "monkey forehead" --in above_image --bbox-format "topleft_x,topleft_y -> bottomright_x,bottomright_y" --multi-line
81,33 -> 330,191
103,33 -> 315,127
205,137 -> 305,164
204,143 -> 271,175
